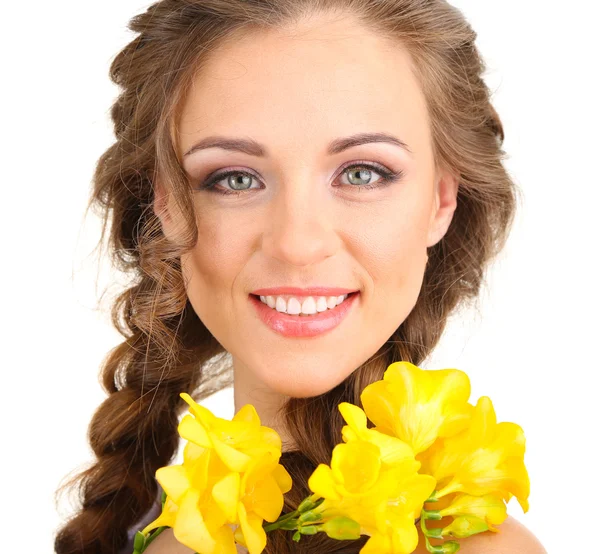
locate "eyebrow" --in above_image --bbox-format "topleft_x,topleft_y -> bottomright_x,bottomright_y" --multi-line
182,132 -> 413,158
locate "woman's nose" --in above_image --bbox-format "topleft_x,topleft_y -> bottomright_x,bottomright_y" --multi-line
261,182 -> 338,267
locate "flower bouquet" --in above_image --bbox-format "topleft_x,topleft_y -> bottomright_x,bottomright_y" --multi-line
132,361 -> 530,554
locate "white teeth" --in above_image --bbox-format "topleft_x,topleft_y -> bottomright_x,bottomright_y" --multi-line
258,294 -> 352,315
287,297 -> 302,315
301,296 -> 317,315
326,296 -> 338,309
315,297 -> 328,312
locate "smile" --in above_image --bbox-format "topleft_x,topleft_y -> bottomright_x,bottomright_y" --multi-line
258,293 -> 350,315
249,292 -> 360,338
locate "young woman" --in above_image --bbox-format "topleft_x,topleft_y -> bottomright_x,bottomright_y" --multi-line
54,1 -> 547,553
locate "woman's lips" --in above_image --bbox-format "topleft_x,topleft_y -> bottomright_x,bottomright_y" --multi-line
249,292 -> 359,338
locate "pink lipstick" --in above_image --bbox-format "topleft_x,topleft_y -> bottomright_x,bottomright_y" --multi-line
249,291 -> 359,338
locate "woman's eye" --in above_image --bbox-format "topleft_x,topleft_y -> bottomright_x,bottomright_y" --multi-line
198,162 -> 404,196
338,164 -> 401,189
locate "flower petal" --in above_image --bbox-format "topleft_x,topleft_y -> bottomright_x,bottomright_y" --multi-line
173,489 -> 217,554
308,464 -> 343,501
178,414 -> 212,448
212,472 -> 241,522
361,532 -> 390,554
338,402 -> 367,430
442,514 -> 490,538
271,463 -> 293,494
232,404 -> 261,425
248,473 -> 285,522
330,441 -> 381,495
155,465 -> 190,505
390,514 -> 419,553
180,393 -> 216,427
210,524 -> 238,554
141,496 -> 178,535
438,492 -> 507,527
237,501 -> 267,554
212,434 -> 253,472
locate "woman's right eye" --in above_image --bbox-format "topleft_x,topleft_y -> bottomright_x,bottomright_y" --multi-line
199,169 -> 261,196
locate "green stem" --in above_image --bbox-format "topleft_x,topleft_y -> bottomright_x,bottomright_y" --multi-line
263,511 -> 300,533
135,526 -> 169,553
420,509 -> 440,553
420,508 -> 461,553
263,494 -> 324,533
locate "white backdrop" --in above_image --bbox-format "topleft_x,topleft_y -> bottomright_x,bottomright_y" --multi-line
2,1 -> 598,552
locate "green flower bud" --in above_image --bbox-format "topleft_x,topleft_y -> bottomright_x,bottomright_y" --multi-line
299,525 -> 319,535
428,541 -> 460,553
442,515 -> 489,538
321,516 -> 362,540
297,495 -> 321,512
298,510 -> 321,524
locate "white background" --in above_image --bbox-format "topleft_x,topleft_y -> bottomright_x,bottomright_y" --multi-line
2,1 -> 598,552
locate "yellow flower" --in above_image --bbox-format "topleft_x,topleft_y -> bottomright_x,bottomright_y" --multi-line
360,362 -> 473,455
441,515 -> 490,538
437,493 -> 507,532
232,451 -> 293,553
419,395 -> 530,513
136,364 -> 531,554
338,401 -> 416,464
308,439 -> 436,553
424,491 -> 507,540
141,393 -> 292,554
177,392 -> 283,472
358,526 -> 422,554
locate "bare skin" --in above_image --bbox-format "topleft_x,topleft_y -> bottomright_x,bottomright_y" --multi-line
151,10 -> 546,554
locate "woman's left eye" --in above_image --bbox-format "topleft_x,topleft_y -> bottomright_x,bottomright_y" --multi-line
197,162 -> 404,196
338,163 -> 404,190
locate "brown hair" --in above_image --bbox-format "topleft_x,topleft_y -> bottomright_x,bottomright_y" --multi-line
54,0 -> 519,552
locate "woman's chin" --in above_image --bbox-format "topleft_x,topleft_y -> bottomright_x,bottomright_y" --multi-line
260,370 -> 348,398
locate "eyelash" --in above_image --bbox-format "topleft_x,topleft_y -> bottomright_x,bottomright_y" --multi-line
197,161 -> 404,197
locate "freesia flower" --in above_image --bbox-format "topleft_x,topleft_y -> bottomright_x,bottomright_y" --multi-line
338,401 -> 416,464
418,395 -> 530,513
177,392 -> 283,471
133,363 -> 532,554
441,514 -> 494,539
437,493 -> 507,532
307,439 -> 436,553
360,362 -> 473,455
141,393 -> 292,554
348,361 -> 529,552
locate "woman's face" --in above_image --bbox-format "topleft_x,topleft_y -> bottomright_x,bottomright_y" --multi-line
156,13 -> 458,398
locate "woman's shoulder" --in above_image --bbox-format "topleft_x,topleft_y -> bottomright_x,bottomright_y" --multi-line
144,515 -> 546,554
413,514 -> 547,554
143,528 -> 194,553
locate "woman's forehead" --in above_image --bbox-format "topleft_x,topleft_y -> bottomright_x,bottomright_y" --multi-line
176,20 -> 430,163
